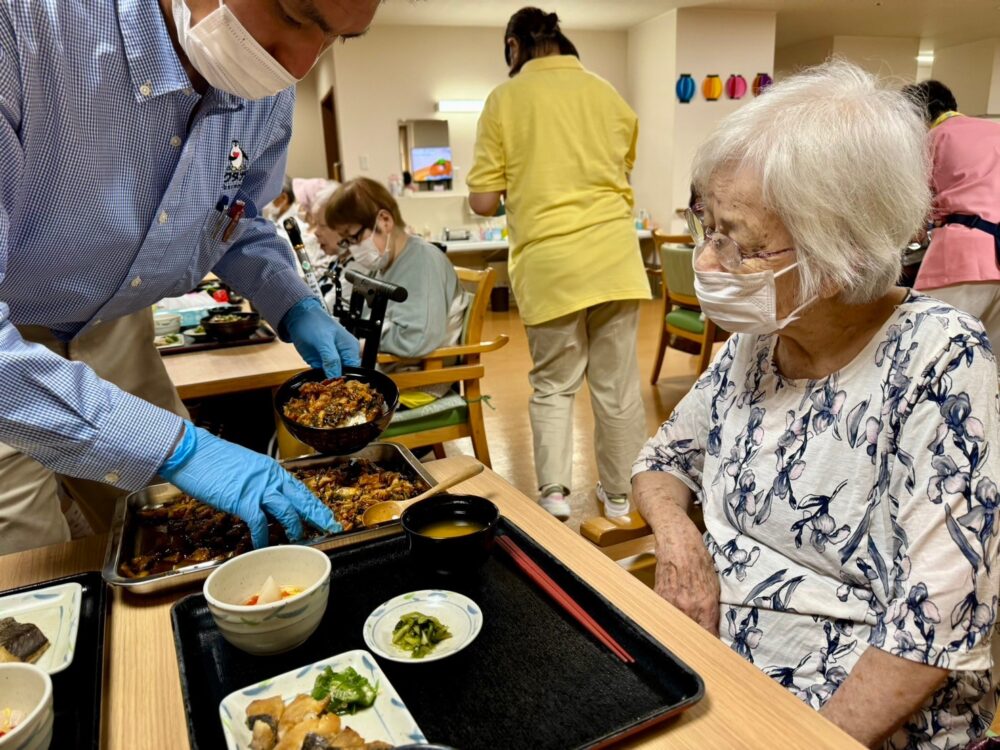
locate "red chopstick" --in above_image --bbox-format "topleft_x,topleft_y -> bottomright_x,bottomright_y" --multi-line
497,535 -> 635,664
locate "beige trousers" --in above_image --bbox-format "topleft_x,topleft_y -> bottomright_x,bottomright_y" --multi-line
525,300 -> 646,497
0,309 -> 188,555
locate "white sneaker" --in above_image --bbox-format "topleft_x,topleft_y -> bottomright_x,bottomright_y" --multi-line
538,485 -> 571,521
596,482 -> 630,519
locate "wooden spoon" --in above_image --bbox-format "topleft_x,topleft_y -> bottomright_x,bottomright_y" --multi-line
361,463 -> 485,528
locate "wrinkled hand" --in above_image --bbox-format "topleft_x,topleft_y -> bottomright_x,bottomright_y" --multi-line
159,422 -> 341,548
653,525 -> 721,636
282,297 -> 361,377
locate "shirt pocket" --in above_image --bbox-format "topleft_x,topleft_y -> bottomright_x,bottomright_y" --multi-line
165,205 -> 250,296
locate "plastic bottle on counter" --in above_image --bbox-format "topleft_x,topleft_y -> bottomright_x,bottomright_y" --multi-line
387,174 -> 403,197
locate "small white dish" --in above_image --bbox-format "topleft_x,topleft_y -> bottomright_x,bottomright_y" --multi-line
0,582 -> 82,675
0,664 -> 53,750
218,649 -> 425,750
363,590 -> 482,663
203,545 -> 331,656
153,333 -> 185,349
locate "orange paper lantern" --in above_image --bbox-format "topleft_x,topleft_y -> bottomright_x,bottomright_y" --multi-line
702,74 -> 723,101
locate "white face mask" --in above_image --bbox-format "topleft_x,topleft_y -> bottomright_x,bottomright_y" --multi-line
349,219 -> 391,272
171,0 -> 298,100
693,261 -> 812,335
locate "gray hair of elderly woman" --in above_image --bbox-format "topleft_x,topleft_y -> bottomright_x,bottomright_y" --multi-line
691,60 -> 931,306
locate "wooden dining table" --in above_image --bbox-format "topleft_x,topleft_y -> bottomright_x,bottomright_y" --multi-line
162,338 -> 305,401
0,457 -> 861,749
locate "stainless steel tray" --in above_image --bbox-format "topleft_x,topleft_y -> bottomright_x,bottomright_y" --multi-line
101,442 -> 435,595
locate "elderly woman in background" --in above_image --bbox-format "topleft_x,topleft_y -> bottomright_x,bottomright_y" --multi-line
633,61 -> 999,749
325,177 -> 469,407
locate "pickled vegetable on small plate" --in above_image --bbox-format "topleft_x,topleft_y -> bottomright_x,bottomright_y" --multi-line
391,612 -> 452,658
363,590 -> 482,663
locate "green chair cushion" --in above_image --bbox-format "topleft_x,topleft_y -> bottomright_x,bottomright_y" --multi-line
382,392 -> 469,438
666,308 -> 705,335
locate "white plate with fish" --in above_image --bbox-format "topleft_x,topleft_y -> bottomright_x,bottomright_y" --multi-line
219,649 -> 425,750
153,333 -> 186,349
0,582 -> 82,675
363,590 -> 482,663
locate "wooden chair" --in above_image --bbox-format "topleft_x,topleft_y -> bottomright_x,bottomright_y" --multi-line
644,231 -> 693,293
650,242 -> 726,384
375,266 -> 509,467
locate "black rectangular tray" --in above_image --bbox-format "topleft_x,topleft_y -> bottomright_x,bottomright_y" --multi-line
1,572 -> 107,748
158,325 -> 276,356
171,519 -> 703,749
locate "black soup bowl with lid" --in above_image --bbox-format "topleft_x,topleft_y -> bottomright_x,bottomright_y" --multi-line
401,494 -> 500,575
274,366 -> 400,455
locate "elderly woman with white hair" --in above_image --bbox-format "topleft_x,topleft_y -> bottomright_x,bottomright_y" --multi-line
633,60 -> 999,749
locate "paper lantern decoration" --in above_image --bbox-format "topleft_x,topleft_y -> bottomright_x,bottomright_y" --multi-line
675,73 -> 696,103
725,74 -> 748,100
752,73 -> 774,97
702,74 -> 722,101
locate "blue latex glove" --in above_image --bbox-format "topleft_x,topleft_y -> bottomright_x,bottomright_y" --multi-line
281,297 -> 361,377
159,422 -> 341,548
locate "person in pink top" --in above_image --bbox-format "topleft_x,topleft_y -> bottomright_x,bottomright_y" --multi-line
903,80 -> 1000,356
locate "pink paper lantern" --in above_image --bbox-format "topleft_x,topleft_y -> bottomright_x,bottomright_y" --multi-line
725,74 -> 748,100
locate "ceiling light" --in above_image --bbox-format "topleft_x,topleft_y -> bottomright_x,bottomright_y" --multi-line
916,53 -> 935,65
435,100 -> 485,114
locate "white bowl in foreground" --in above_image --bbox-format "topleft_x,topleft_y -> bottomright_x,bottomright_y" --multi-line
203,545 -> 331,656
0,663 -> 53,750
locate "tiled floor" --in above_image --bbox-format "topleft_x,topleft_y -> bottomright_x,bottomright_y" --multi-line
433,299 -> 711,531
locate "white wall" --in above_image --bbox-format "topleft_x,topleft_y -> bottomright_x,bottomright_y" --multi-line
832,36 -> 919,82
932,39 -> 1000,115
989,47 -> 1000,114
775,35 -> 919,83
320,24 -> 628,195
774,38 -> 833,80
672,9 -> 776,227
287,66 -> 327,179
627,11 -> 677,228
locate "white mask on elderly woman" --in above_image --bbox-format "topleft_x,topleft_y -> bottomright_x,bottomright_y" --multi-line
171,0 -> 298,100
694,262 -> 813,335
350,223 -> 391,272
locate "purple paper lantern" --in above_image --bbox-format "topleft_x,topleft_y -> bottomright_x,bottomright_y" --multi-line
752,72 -> 774,97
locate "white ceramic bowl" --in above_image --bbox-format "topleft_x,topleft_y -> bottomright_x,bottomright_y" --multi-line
153,313 -> 181,336
203,545 -> 331,656
0,663 -> 53,750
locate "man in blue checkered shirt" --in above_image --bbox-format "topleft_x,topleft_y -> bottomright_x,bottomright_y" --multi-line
0,0 -> 383,553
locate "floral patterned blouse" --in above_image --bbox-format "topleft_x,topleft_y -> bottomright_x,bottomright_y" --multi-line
633,293 -> 1000,749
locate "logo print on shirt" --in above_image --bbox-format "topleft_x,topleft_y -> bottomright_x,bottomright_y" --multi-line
224,140 -> 248,186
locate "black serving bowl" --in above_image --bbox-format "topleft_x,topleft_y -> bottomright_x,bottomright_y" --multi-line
401,494 -> 500,575
274,366 -> 400,455
202,310 -> 260,341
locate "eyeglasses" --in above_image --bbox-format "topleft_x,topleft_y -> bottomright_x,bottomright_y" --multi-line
336,226 -> 366,253
685,207 -> 795,272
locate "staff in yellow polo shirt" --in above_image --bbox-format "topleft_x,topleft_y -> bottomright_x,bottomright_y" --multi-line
468,7 -> 650,522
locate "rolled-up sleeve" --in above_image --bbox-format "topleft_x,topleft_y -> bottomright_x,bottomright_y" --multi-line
0,16 -> 181,490
213,91 -> 314,330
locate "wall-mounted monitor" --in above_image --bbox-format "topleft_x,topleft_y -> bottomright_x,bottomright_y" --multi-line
411,147 -> 453,182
